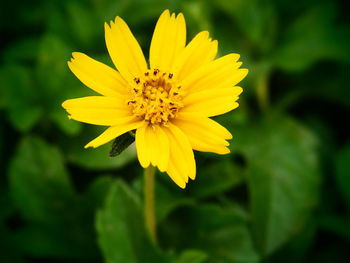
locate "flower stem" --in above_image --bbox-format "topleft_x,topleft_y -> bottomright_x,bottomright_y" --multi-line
144,165 -> 157,244
257,69 -> 270,111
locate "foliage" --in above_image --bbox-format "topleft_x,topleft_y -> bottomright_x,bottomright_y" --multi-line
1,0 -> 350,262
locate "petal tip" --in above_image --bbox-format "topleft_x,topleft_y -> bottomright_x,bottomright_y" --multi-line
178,182 -> 186,189
61,100 -> 68,109
84,143 -> 92,149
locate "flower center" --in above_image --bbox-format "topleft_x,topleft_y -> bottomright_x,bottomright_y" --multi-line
127,69 -> 184,125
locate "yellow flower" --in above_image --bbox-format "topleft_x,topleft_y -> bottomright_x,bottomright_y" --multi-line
62,10 -> 248,188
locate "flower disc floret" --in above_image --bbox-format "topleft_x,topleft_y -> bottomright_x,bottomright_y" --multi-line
127,69 -> 185,124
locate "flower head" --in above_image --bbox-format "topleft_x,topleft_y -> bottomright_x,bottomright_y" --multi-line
62,10 -> 248,188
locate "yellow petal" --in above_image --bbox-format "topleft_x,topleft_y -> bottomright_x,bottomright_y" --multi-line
164,124 -> 196,187
135,124 -> 170,172
62,96 -> 132,126
173,114 -> 232,154
182,54 -> 248,93
181,86 -> 242,117
67,109 -> 134,126
145,125 -> 158,168
167,162 -> 186,189
177,113 -> 232,139
152,125 -> 170,172
173,31 -> 217,81
150,10 -> 186,72
135,123 -> 150,168
85,119 -> 143,148
105,17 -> 147,81
62,96 -> 126,110
68,52 -> 129,97
183,86 -> 243,106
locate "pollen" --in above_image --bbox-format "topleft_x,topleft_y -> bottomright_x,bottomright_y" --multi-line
127,69 -> 185,125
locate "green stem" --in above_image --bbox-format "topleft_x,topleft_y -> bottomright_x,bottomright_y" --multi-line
144,166 -> 157,244
257,71 -> 269,111
256,62 -> 272,111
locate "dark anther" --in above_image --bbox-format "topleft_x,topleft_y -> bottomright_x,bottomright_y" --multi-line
173,92 -> 178,95
145,72 -> 149,76
133,88 -> 139,92
168,73 -> 173,79
134,77 -> 140,84
169,102 -> 174,105
153,69 -> 159,75
127,101 -> 135,105
170,107 -> 176,110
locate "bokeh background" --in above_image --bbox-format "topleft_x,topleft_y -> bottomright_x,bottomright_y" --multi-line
1,0 -> 350,262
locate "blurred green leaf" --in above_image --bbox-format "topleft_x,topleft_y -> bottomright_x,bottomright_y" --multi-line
9,136 -> 107,260
173,249 -> 208,263
2,38 -> 39,63
9,136 -> 74,222
214,0 -> 277,52
66,1 -> 100,46
273,3 -> 350,72
0,65 -> 43,131
85,175 -> 114,208
36,34 -> 72,95
0,190 -> 25,263
268,221 -> 317,263
179,205 -> 260,263
50,108 -> 82,136
335,141 -> 350,211
96,179 -> 166,263
237,115 -> 320,255
132,177 -> 194,223
181,0 -> 213,33
317,214 -> 350,242
155,182 -> 194,222
189,159 -> 243,198
66,131 -> 136,170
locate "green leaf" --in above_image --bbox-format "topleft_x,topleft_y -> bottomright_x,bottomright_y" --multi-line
2,38 -> 39,63
173,250 -> 208,263
96,180 -> 166,263
66,1 -> 99,46
214,0 -> 277,51
132,177 -> 194,223
189,159 -> 243,198
273,3 -> 350,72
176,205 -> 260,263
0,65 -> 43,131
85,175 -> 114,208
67,138 -> 136,170
50,108 -> 82,136
110,131 -> 135,157
237,115 -> 320,255
36,34 -> 72,94
9,136 -> 74,222
155,182 -> 194,223
8,136 -> 106,260
335,141 -> 350,212
12,225 -> 98,260
0,190 -> 25,263
317,215 -> 350,242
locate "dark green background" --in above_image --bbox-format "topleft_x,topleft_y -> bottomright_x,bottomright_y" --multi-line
1,0 -> 350,262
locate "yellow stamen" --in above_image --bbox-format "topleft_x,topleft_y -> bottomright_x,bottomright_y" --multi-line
127,69 -> 184,124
